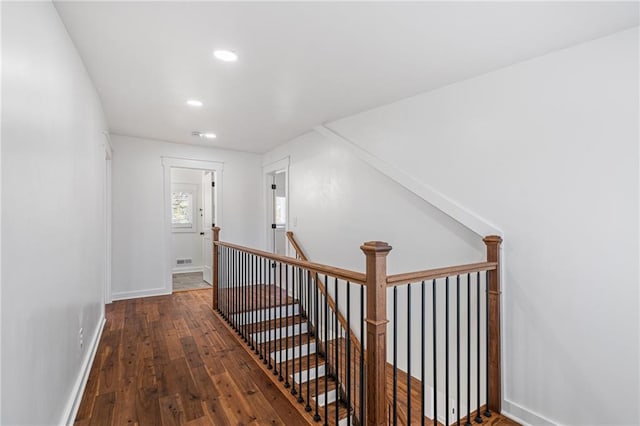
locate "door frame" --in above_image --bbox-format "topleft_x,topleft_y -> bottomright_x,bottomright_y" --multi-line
162,157 -> 224,295
263,157 -> 289,255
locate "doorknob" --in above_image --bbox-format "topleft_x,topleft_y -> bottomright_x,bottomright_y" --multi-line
200,232 -> 205,236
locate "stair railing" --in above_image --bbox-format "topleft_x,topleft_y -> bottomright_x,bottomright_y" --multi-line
287,232 -> 366,417
212,227 -> 502,426
212,227 -> 366,425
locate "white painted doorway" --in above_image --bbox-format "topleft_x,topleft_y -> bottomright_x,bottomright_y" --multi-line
162,157 -> 223,295
201,171 -> 215,284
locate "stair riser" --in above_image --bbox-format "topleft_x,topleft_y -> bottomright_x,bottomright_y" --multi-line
231,303 -> 300,325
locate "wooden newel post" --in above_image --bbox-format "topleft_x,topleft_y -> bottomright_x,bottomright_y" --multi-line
484,235 -> 502,413
361,241 -> 392,426
212,227 -> 221,310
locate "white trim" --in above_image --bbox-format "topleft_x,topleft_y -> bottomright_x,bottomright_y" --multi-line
161,157 -> 224,171
61,315 -> 106,425
112,287 -> 171,301
263,156 -> 290,173
502,399 -> 560,426
172,266 -> 204,274
162,157 -> 224,296
314,125 -> 502,238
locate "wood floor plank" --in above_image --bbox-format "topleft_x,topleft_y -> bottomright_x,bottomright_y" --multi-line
88,392 -> 115,426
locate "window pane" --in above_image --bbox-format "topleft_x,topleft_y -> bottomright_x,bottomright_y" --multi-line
172,191 -> 193,226
275,196 -> 286,225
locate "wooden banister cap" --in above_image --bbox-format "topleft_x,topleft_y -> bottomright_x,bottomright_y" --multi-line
212,226 -> 221,232
360,241 -> 392,254
483,235 -> 503,244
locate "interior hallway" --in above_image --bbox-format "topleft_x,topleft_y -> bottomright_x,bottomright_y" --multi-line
74,289 -> 307,425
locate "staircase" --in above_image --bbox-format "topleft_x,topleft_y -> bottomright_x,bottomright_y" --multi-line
211,227 -> 504,426
218,283 -> 352,425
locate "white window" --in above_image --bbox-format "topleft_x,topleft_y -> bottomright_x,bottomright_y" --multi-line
172,190 -> 194,229
275,196 -> 287,226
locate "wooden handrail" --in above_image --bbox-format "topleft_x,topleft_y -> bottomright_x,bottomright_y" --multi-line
386,261 -> 498,287
286,230 -> 365,363
215,240 -> 367,285
286,231 -> 306,260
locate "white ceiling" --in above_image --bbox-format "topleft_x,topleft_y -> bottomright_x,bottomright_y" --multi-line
54,1 -> 638,153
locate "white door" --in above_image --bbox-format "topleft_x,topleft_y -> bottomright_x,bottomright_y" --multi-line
202,171 -> 213,284
272,172 -> 287,255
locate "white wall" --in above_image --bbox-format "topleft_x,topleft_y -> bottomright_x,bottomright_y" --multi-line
263,134 -> 483,275
171,168 -> 204,272
2,2 -> 108,424
320,28 -> 638,425
111,135 -> 262,299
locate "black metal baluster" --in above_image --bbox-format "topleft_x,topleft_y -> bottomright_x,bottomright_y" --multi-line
360,284 -> 365,426
432,279 -> 437,426
325,275 -> 330,425
347,281 -> 352,425
278,262 -> 284,381
251,254 -> 256,352
242,252 -> 246,342
421,281 -> 425,426
221,246 -> 225,318
245,253 -> 250,347
264,257 -> 269,364
268,259 -> 274,371
408,283 -> 412,424
305,270 -> 312,412
257,255 -> 261,353
218,246 -> 222,315
225,247 -> 229,320
260,256 -> 265,359
232,249 -> 236,325
314,273 -> 321,421
245,252 -> 249,342
446,277 -> 450,426
457,275 -> 461,426
465,274 -> 471,426
334,277 -> 339,426
291,266 -> 298,397
475,272 -> 483,423
297,267 -> 304,404
285,264 -> 291,388
393,285 -> 397,426
236,250 -> 240,333
484,270 -> 491,418
233,249 -> 237,330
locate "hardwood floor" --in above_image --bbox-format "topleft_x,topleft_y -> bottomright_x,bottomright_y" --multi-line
76,287 -> 519,426
74,289 -> 308,425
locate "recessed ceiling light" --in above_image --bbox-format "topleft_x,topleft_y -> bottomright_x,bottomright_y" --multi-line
192,131 -> 216,140
213,49 -> 238,62
186,99 -> 203,107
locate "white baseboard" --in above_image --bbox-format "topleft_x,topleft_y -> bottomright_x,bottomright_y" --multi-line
61,315 -> 106,425
502,399 -> 559,426
172,266 -> 203,274
112,287 -> 171,301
